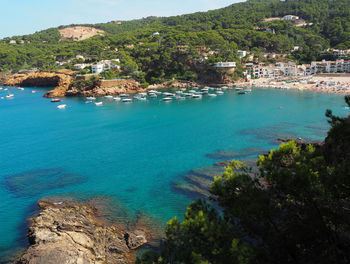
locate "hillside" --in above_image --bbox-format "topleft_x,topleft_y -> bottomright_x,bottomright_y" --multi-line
0,0 -> 349,85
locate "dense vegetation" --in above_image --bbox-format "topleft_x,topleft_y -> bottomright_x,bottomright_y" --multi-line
136,97 -> 350,264
1,0 -> 350,84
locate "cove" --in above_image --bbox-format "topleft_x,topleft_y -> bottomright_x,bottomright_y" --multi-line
0,86 -> 347,259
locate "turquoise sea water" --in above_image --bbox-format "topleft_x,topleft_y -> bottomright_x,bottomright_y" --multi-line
0,86 -> 347,258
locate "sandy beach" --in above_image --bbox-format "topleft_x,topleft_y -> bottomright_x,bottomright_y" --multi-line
238,74 -> 350,95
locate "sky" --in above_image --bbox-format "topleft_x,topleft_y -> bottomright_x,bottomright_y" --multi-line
0,0 -> 242,38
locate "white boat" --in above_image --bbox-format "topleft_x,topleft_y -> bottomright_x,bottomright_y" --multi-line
113,97 -> 121,101
201,88 -> 209,92
134,97 -> 147,101
104,95 -> 113,99
86,96 -> 96,100
188,90 -> 196,93
120,94 -> 129,97
208,93 -> 217,97
0,87 -> 3,90
163,92 -> 175,97
222,86 -> 228,90
18,87 -> 24,91
138,92 -> 147,97
235,87 -> 243,91
244,89 -> 252,93
6,94 -> 14,98
122,98 -> 132,103
57,104 -> 67,109
94,102 -> 103,106
149,93 -> 157,98
216,91 -> 224,95
183,93 -> 193,97
161,97 -> 173,101
4,88 -> 8,91
148,90 -> 157,94
192,94 -> 202,99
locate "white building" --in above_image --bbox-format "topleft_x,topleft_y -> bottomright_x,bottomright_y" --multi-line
99,60 -> 120,70
283,15 -> 299,21
74,63 -> 92,70
277,62 -> 297,76
213,62 -> 236,68
237,50 -> 247,59
9,40 -> 16,44
92,64 -> 104,74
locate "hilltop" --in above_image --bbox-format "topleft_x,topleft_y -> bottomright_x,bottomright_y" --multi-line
0,0 -> 349,86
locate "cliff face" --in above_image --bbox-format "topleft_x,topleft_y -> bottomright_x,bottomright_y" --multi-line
66,79 -> 145,97
16,199 -> 148,264
4,71 -> 73,98
4,72 -> 145,98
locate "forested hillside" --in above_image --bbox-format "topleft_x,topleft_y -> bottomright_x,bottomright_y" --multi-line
1,0 -> 349,85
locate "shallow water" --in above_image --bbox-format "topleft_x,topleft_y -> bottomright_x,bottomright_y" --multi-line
0,86 -> 347,257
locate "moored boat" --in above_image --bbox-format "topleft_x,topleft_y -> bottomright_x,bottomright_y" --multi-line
104,95 -> 113,99
94,102 -> 103,106
86,96 -> 96,100
51,98 -> 61,103
57,104 -> 67,109
6,94 -> 14,98
216,91 -> 224,95
122,98 -> 132,103
113,97 -> 121,101
208,93 -> 217,97
161,97 -> 173,101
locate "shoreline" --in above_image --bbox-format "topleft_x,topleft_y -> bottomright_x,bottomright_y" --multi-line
236,74 -> 350,95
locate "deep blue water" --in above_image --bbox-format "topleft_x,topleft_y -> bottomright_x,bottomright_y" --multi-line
0,86 -> 347,258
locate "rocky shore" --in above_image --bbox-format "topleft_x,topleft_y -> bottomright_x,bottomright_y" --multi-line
2,71 -> 145,98
15,198 -> 149,264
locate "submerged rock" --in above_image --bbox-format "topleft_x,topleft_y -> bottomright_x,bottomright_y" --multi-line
4,168 -> 85,197
15,198 -> 149,264
205,147 -> 268,160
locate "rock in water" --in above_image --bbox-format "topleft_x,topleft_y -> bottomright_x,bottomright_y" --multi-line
15,199 -> 148,264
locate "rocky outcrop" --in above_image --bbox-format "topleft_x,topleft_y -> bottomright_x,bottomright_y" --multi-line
4,71 -> 74,98
15,198 -> 148,264
59,26 -> 105,42
66,79 -> 146,97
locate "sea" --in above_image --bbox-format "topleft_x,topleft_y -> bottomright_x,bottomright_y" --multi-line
0,86 -> 347,260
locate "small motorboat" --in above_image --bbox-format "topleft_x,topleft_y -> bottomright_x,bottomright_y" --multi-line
244,89 -> 252,93
51,98 -> 61,103
235,87 -> 243,91
134,96 -> 147,101
94,102 -> 103,106
216,91 -> 224,95
208,93 -> 217,97
104,95 -> 113,99
188,90 -> 196,93
238,91 -> 247,95
6,94 -> 14,98
149,93 -> 157,98
148,90 -> 157,94
86,96 -> 96,100
163,92 -> 175,97
122,98 -> 132,103
31,91 -> 36,93
192,94 -> 202,99
161,97 -> 173,102
120,94 -> 129,97
138,92 -> 147,97
18,87 -> 24,91
113,97 -> 121,101
57,104 -> 67,109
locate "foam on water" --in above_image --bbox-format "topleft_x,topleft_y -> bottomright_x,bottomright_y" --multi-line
0,85 -> 347,258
